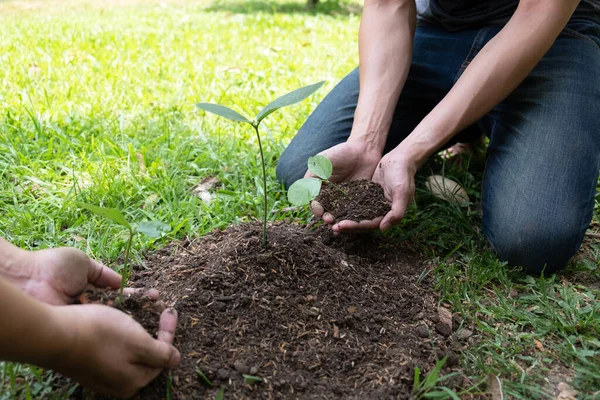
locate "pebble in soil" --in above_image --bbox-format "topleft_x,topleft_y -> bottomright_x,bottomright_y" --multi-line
315,179 -> 391,222
69,222 -> 468,400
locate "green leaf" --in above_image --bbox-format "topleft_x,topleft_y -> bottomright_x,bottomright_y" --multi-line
413,367 -> 421,392
307,155 -> 332,180
287,178 -> 322,206
136,221 -> 170,238
423,357 -> 446,389
242,374 -> 264,385
215,388 -> 225,400
196,103 -> 251,124
256,81 -> 324,123
76,202 -> 131,230
196,368 -> 213,388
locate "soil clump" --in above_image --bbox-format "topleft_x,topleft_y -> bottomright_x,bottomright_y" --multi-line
316,179 -> 391,222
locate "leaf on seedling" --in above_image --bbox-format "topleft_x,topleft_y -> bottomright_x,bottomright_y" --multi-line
215,387 -> 225,400
256,81 -> 325,124
136,221 -> 170,238
196,368 -> 213,388
242,374 -> 264,385
76,202 -> 132,230
307,155 -> 332,180
196,103 -> 251,124
287,178 -> 322,206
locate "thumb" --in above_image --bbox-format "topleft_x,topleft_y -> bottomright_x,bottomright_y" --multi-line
379,187 -> 409,232
138,308 -> 180,368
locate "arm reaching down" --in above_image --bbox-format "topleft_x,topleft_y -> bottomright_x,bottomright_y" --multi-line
370,0 -> 581,231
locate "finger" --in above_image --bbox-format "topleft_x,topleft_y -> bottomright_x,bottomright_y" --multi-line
123,288 -> 160,300
332,217 -> 383,233
87,259 -> 121,289
157,308 -> 178,345
380,190 -> 410,232
310,201 -> 324,218
137,309 -> 180,368
322,212 -> 335,225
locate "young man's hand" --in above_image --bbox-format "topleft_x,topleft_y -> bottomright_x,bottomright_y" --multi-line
311,149 -> 416,233
304,140 -> 381,184
2,244 -> 154,305
50,304 -> 180,398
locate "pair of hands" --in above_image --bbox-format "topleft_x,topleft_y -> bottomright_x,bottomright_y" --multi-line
306,140 -> 416,233
11,246 -> 180,398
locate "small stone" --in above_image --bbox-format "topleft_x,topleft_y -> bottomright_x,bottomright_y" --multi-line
455,328 -> 473,341
250,366 -> 259,375
446,351 -> 459,367
234,361 -> 249,374
436,321 -> 452,337
217,368 -> 229,380
415,324 -> 430,338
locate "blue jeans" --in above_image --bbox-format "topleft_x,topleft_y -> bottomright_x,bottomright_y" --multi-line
277,16 -> 600,274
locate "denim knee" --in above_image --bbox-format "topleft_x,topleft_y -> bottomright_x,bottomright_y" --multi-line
483,213 -> 584,275
275,149 -> 307,189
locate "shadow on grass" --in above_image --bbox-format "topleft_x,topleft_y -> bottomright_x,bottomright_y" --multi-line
205,0 -> 362,17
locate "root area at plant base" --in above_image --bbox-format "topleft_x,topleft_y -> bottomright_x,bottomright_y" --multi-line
74,222 -> 468,399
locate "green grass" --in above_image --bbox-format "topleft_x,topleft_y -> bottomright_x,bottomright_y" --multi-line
1,0 -> 599,398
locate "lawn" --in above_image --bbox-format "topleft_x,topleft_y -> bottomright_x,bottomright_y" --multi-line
0,0 -> 599,398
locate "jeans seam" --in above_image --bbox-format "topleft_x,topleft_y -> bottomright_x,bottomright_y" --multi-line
561,28 -> 600,54
454,28 -> 489,84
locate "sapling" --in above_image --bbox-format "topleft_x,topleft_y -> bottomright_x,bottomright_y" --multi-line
197,81 -> 324,247
287,154 -> 347,206
77,202 -> 170,302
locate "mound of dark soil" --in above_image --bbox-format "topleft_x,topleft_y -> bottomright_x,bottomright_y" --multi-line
316,179 -> 391,222
71,222 -> 465,400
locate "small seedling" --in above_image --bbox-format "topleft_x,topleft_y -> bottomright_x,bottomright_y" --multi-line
287,154 -> 346,206
242,374 -> 264,385
196,368 -> 213,388
197,81 -> 324,247
76,202 -> 170,301
412,357 -> 460,399
215,387 -> 225,400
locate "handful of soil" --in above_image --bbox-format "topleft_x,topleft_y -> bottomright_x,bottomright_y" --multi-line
77,288 -> 161,334
315,179 -> 391,222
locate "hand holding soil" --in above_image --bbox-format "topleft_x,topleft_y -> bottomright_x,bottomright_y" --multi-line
310,151 -> 416,233
50,303 -> 180,399
312,179 -> 391,232
303,141 -> 381,184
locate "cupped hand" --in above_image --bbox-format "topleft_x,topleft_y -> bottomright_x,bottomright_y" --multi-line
304,141 -> 381,183
22,247 -> 151,306
51,304 -> 180,398
312,152 -> 416,233
307,140 -> 382,227
372,152 -> 416,232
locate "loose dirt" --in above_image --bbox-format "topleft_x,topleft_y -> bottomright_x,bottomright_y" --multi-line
316,179 -> 391,222
68,222 -> 466,399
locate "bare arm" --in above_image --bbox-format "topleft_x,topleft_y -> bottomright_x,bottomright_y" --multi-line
349,0 -> 417,154
392,0 -> 580,165
0,276 -> 68,365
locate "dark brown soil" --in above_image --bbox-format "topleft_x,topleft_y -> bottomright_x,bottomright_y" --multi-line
76,288 -> 161,335
68,222 -> 467,400
316,179 -> 391,222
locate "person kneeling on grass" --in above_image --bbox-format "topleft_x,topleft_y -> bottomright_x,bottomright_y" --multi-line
0,237 -> 180,398
276,0 -> 600,274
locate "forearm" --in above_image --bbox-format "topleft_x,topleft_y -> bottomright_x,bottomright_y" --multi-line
349,0 -> 416,154
396,0 -> 579,165
0,276 -> 70,367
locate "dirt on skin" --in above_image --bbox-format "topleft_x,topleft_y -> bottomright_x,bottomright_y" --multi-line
316,179 -> 391,222
70,222 -> 468,400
